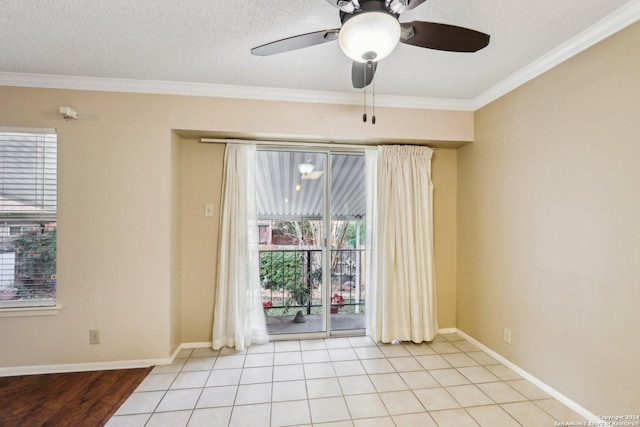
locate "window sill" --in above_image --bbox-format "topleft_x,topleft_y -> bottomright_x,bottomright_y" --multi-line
0,305 -> 61,318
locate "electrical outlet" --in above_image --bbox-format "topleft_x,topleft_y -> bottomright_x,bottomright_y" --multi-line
89,329 -> 100,345
503,327 -> 512,345
204,204 -> 214,217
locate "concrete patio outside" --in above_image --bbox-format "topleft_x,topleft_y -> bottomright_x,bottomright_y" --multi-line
266,312 -> 366,335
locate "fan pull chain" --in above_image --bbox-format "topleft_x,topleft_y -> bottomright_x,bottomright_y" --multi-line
372,72 -> 376,125
362,65 -> 367,123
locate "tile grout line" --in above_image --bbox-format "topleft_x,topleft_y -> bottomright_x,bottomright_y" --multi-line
112,334 -> 585,426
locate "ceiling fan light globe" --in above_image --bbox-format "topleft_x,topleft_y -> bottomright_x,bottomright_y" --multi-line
338,12 -> 401,63
298,163 -> 315,175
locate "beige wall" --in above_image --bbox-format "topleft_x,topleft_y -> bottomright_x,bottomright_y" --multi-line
457,22 -> 640,414
0,89 -> 174,365
168,96 -> 473,145
169,131 -> 183,352
180,140 -> 225,343
432,149 -> 457,328
0,86 -> 467,367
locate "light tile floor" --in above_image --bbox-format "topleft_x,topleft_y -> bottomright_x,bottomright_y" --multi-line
107,334 -> 588,427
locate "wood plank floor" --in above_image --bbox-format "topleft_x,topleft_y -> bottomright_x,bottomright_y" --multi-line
0,367 -> 152,427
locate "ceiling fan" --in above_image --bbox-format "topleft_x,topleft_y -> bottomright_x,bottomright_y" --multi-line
298,163 -> 324,180
251,0 -> 490,89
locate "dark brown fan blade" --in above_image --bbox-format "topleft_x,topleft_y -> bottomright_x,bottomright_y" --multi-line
251,29 -> 340,56
394,0 -> 428,14
352,61 -> 377,88
400,21 -> 490,52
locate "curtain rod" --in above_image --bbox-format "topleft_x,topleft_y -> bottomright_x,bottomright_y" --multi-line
200,138 -> 436,150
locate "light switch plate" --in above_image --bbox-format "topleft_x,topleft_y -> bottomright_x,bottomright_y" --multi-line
503,327 -> 512,344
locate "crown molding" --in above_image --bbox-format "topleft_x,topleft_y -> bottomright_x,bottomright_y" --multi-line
0,71 -> 474,111
1,1 -> 637,113
471,0 -> 640,110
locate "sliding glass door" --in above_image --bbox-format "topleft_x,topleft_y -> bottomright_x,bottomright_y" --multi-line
329,154 -> 366,333
256,148 -> 366,338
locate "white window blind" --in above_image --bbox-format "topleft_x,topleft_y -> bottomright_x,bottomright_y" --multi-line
0,128 -> 57,308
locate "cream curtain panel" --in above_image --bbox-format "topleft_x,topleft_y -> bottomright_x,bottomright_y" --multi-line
369,145 -> 438,343
212,144 -> 268,351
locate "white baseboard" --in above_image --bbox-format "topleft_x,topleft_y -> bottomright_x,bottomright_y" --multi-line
180,341 -> 213,349
0,345 -> 189,377
455,329 -> 598,423
0,358 -> 161,377
438,327 -> 458,334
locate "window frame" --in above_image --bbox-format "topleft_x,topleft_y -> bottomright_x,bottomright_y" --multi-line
0,127 -> 57,310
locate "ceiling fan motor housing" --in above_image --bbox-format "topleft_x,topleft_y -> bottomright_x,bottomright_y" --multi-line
339,1 -> 399,24
327,0 -> 361,13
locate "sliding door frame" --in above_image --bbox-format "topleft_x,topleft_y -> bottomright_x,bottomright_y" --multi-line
258,145 -> 368,340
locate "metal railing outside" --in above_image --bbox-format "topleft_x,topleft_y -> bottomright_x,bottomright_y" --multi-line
259,249 -> 365,315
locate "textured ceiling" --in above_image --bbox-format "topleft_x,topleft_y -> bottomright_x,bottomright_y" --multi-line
0,0 -> 636,101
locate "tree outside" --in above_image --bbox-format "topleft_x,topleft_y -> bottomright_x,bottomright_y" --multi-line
10,225 -> 57,299
259,219 -> 365,315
